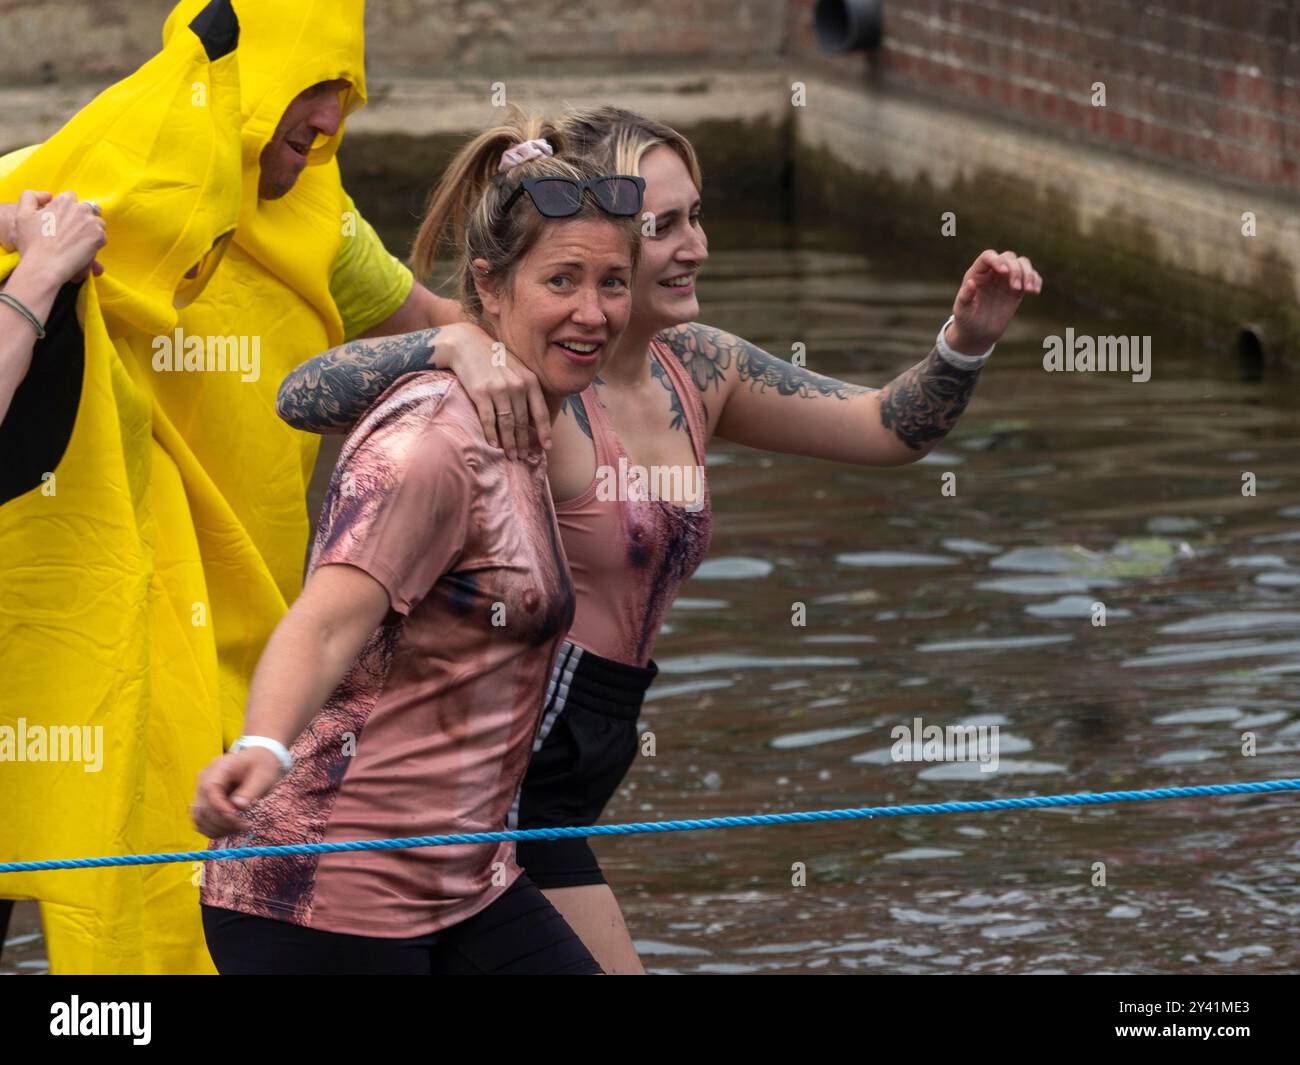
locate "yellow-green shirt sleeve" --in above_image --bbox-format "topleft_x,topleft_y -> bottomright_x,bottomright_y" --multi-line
330,192 -> 415,340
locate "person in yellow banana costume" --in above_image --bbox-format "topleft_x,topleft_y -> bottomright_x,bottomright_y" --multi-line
0,0 -> 466,973
0,0 -> 242,976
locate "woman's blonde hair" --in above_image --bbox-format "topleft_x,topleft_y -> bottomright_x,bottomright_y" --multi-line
553,105 -> 703,189
410,106 -> 641,325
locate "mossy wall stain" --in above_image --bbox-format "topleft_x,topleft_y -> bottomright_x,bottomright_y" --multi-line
791,138 -> 1300,371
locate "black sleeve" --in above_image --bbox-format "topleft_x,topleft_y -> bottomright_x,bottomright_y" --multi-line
0,281 -> 85,505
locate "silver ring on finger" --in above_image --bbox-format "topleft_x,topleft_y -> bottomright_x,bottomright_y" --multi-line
86,201 -> 101,217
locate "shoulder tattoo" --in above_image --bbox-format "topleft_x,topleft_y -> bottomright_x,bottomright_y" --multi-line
560,392 -> 593,440
649,356 -> 689,433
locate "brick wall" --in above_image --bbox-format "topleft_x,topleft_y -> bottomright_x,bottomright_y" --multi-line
365,0 -> 787,71
785,0 -> 1300,194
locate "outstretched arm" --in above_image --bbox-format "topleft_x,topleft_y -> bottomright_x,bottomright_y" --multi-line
665,249 -> 1042,466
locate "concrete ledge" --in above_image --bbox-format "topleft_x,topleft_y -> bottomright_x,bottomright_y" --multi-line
801,77 -> 1300,301
350,70 -> 790,137
0,69 -> 789,154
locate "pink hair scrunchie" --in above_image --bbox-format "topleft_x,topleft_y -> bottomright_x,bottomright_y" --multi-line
498,138 -> 554,173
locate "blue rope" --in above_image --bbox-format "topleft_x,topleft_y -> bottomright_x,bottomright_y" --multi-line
2,778 -> 1297,874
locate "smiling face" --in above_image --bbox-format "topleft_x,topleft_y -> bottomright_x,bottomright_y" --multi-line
631,146 -> 709,333
475,218 -> 634,406
258,79 -> 350,200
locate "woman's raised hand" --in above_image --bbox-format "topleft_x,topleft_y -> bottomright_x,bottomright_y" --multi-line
947,249 -> 1043,356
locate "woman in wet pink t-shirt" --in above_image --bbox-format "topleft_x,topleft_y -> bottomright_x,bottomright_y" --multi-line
190,120 -> 645,974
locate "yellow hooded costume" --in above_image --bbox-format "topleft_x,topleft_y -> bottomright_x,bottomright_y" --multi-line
0,0 -> 242,974
0,0 -> 373,973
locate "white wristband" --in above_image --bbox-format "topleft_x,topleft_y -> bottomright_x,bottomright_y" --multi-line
231,735 -> 294,773
936,315 -> 995,371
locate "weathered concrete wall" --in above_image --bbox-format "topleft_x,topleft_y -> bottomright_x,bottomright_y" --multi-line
794,75 -> 1300,364
4,0 -> 1296,194
0,0 -> 173,85
363,0 -> 787,72
0,0 -> 787,85
335,68 -> 1300,366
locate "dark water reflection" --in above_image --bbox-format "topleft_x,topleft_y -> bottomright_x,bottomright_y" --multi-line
594,242 -> 1300,974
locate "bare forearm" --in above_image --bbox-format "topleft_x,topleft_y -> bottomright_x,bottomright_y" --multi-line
276,327 -> 443,433
241,604 -> 372,747
0,259 -> 63,423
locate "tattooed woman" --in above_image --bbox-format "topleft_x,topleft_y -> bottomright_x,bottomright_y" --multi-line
189,117 -> 646,974
275,106 -> 1043,974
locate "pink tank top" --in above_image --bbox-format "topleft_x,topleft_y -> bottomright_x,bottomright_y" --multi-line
556,336 -> 713,667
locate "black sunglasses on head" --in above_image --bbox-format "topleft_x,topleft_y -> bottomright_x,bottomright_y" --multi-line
502,175 -> 646,219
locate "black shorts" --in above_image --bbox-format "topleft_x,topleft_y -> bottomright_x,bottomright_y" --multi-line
510,641 -> 657,889
200,872 -> 601,975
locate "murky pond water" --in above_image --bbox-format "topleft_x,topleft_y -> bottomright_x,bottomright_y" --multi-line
5,189 -> 1298,978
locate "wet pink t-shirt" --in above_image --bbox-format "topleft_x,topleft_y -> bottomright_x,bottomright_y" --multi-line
200,371 -> 574,938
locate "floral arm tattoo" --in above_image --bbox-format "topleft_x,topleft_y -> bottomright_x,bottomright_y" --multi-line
659,322 -> 877,424
877,346 -> 982,451
661,323 -> 981,452
276,328 -> 442,433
